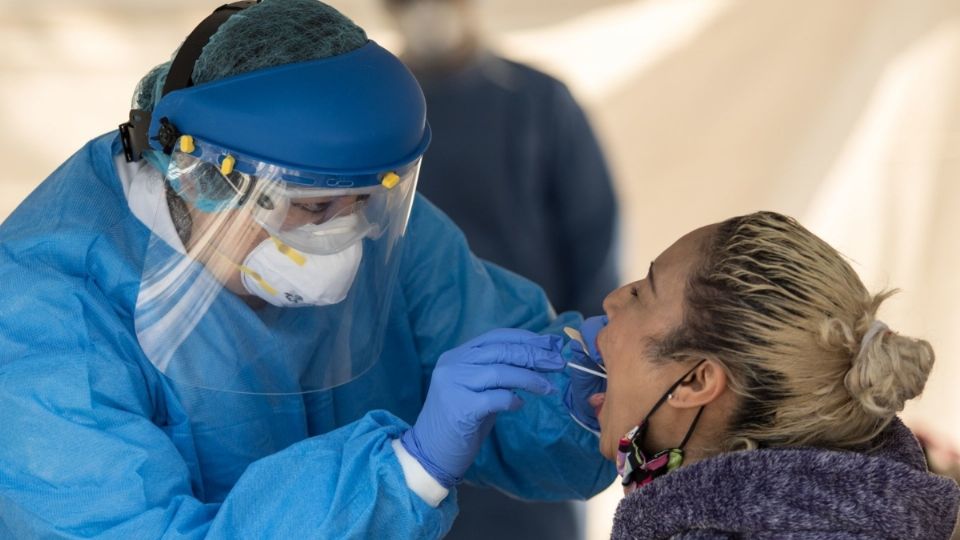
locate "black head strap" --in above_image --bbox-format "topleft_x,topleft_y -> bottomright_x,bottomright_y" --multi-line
161,1 -> 259,96
119,0 -> 260,162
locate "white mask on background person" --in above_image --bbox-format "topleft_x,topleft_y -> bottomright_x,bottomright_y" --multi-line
240,232 -> 364,308
396,1 -> 469,65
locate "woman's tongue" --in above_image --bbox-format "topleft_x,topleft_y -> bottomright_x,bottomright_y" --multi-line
589,393 -> 605,423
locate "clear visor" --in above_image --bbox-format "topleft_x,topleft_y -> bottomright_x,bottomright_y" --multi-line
132,136 -> 419,394
168,141 -> 418,254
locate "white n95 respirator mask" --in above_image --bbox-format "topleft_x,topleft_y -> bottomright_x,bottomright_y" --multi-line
240,226 -> 364,308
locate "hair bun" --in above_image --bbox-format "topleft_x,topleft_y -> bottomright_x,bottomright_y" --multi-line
844,320 -> 935,417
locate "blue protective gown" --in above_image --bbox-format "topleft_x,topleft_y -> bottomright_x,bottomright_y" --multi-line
0,134 -> 616,539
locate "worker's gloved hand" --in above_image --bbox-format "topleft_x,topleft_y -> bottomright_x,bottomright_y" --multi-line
401,329 -> 564,488
562,315 -> 608,435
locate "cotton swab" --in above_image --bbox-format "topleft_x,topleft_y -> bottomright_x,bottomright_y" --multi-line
566,361 -> 607,379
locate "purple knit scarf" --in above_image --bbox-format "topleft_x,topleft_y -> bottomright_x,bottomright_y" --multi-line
612,418 -> 960,539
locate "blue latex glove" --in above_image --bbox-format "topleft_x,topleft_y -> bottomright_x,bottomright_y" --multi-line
562,315 -> 608,435
401,329 -> 564,488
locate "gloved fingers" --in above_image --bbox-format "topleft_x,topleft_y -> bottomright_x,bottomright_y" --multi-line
579,315 -> 608,362
580,315 -> 608,339
565,348 -> 604,370
462,365 -> 555,395
472,389 -> 525,419
460,342 -> 565,371
569,412 -> 601,436
462,328 -> 562,351
567,372 -> 604,404
568,339 -> 587,356
563,394 -> 603,434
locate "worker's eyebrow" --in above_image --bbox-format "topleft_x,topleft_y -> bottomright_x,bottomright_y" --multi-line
648,262 -> 656,296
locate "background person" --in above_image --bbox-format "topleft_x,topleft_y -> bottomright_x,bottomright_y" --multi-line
383,1 -> 619,536
0,2 -> 615,538
385,0 -> 619,316
564,211 -> 960,539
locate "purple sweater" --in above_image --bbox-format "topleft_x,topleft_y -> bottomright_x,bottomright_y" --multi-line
612,418 -> 960,539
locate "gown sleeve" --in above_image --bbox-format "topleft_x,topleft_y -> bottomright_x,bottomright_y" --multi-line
0,222 -> 458,540
0,345 -> 458,539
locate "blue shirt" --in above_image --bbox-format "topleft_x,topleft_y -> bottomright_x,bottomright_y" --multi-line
415,53 -> 619,315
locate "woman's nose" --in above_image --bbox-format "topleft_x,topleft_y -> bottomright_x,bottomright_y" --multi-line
602,283 -> 629,315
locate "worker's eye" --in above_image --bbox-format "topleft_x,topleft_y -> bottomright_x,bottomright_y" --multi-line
292,201 -> 333,214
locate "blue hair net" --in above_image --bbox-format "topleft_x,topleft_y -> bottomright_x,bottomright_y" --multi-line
133,0 -> 368,112
131,0 -> 369,208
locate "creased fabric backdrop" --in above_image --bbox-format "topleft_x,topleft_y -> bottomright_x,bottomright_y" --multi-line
2,1 -> 958,538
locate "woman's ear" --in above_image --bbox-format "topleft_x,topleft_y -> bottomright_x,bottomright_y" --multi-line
668,358 -> 728,409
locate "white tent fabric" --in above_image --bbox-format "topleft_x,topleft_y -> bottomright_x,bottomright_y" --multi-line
2,1 -> 958,538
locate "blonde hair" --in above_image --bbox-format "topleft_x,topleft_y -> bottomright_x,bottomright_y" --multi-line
656,211 -> 935,451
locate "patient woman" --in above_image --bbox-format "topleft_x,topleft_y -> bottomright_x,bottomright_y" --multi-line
589,211 -> 960,539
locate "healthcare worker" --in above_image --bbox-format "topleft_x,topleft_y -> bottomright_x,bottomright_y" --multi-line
383,1 -> 620,537
0,1 -> 615,538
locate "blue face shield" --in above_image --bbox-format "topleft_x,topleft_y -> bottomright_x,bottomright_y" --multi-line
128,40 -> 431,395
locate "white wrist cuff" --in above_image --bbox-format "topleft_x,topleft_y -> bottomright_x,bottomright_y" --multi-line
391,438 -> 450,507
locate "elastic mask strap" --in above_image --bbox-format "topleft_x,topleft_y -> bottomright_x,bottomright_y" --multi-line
662,359 -> 707,452
619,360 -> 708,487
212,248 -> 279,297
631,358 -> 708,461
645,358 -> 707,423
235,237 -> 307,297
119,1 -> 261,162
238,264 -> 278,297
677,405 -> 705,451
270,236 -> 307,266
